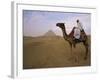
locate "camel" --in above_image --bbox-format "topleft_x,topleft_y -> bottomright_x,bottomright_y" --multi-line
56,23 -> 89,60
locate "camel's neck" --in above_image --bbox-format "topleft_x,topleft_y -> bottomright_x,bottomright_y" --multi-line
61,28 -> 68,40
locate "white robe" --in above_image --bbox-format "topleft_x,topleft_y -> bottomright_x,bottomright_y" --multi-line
77,22 -> 83,31
74,28 -> 80,39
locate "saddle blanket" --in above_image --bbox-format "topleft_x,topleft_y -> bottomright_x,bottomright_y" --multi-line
74,28 -> 80,39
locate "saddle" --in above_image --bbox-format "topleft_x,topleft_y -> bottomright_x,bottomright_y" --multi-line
74,29 -> 87,42
69,27 -> 87,42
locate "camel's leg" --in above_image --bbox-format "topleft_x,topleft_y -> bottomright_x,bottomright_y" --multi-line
73,41 -> 76,48
69,42 -> 72,54
73,41 -> 79,62
83,40 -> 89,60
69,42 -> 77,62
68,43 -> 73,60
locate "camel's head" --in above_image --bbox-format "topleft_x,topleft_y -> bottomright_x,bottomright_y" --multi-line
56,23 -> 65,29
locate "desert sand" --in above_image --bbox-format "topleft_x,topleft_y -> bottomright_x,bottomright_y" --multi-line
23,35 -> 91,69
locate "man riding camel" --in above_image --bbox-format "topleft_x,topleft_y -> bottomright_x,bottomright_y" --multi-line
73,19 -> 86,41
77,19 -> 83,31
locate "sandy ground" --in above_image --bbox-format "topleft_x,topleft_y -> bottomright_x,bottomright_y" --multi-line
23,36 -> 91,69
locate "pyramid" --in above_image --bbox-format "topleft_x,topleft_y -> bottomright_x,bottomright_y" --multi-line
44,30 -> 56,37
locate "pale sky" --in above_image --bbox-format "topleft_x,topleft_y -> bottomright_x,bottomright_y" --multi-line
23,10 -> 91,37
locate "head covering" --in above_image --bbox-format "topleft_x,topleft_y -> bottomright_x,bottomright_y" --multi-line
77,19 -> 79,23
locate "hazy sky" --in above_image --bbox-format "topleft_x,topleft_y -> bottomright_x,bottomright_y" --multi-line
23,10 -> 91,37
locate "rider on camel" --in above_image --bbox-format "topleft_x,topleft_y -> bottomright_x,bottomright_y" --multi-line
73,19 -> 86,41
